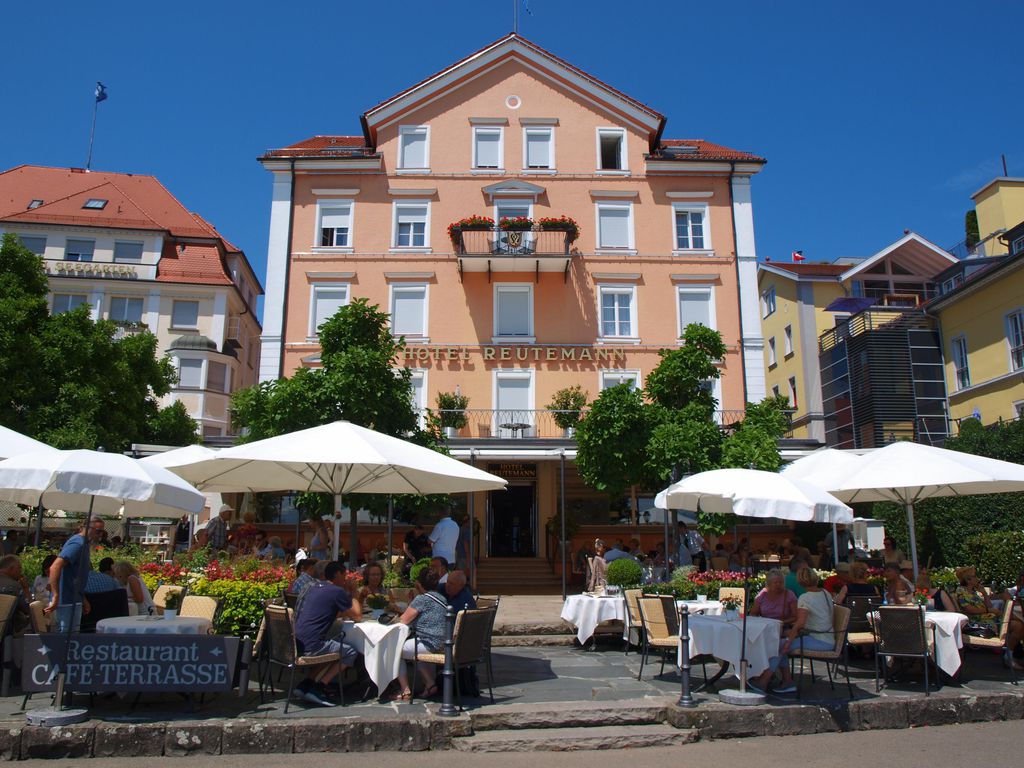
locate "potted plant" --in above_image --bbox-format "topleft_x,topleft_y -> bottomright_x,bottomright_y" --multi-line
163,589 -> 182,619
498,215 -> 534,231
447,215 -> 495,246
720,594 -> 742,620
536,215 -> 580,244
546,385 -> 588,437
436,391 -> 469,438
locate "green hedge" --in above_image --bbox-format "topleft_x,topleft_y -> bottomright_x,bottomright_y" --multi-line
606,558 -> 643,587
963,531 -> 1024,586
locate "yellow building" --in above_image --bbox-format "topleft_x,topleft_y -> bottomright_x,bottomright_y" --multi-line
757,233 -> 957,442
972,177 -> 1024,257
930,221 -> 1024,431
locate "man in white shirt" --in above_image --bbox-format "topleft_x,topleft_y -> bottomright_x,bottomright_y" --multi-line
429,512 -> 459,565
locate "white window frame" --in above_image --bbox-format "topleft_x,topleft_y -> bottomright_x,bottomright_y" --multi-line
314,199 -> 354,251
1006,309 -> 1024,372
1014,400 -> 1024,420
170,299 -> 200,330
493,283 -> 535,343
768,337 -> 777,367
492,368 -> 536,436
65,238 -> 95,262
1012,235 -> 1024,255
397,125 -> 430,172
18,235 -> 46,255
391,201 -> 431,251
600,369 -> 641,391
951,334 -> 970,390
595,201 -> 635,253
595,127 -> 628,173
472,126 -> 504,171
113,240 -> 144,263
671,203 -> 710,252
675,285 -> 716,340
761,286 -> 776,318
109,296 -> 144,324
308,283 -> 350,339
176,358 -> 204,390
597,284 -> 639,342
788,376 -> 799,409
493,198 -> 534,224
407,368 -> 428,428
784,325 -> 793,357
51,293 -> 88,314
389,283 -> 429,342
772,384 -> 780,398
522,126 -> 555,172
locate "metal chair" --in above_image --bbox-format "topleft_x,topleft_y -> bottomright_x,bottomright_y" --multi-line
636,596 -> 679,680
263,604 -> 345,712
412,608 -> 493,708
845,595 -> 882,651
789,603 -> 854,699
0,595 -> 18,698
874,606 -> 938,696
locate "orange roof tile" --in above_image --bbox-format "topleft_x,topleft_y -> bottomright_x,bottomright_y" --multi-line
654,140 -> 765,163
261,135 -> 373,158
156,241 -> 232,285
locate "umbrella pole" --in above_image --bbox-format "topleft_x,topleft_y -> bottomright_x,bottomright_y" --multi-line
832,523 -> 840,569
906,501 -> 920,581
33,503 -> 44,547
348,496 -> 359,572
560,450 -> 566,601
387,496 -> 394,566
331,501 -> 342,562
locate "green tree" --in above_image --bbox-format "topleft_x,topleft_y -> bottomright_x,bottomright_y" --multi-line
145,400 -> 200,446
0,234 -> 197,450
644,323 -> 727,415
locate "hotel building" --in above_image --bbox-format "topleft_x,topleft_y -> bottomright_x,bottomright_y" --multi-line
258,35 -> 767,584
0,165 -> 263,438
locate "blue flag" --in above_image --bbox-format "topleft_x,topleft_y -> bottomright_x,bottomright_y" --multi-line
95,82 -> 108,103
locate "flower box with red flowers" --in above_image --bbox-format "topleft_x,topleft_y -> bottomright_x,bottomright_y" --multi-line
536,215 -> 580,243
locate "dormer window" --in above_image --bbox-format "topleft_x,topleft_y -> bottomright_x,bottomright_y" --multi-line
27,199 -> 43,209
83,199 -> 108,210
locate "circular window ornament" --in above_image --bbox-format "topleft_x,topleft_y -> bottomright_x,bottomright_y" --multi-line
505,95 -> 522,110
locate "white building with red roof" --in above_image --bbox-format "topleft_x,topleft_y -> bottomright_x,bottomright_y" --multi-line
0,164 -> 263,439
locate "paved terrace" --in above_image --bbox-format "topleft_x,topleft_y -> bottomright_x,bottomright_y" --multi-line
3,596 -> 1023,757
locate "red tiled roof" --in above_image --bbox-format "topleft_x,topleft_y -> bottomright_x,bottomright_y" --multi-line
156,241 -> 232,285
261,135 -> 373,158
654,140 -> 765,163
763,262 -> 848,276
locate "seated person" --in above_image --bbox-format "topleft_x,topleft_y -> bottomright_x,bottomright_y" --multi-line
0,555 -> 31,635
429,556 -> 450,585
112,561 -> 155,616
882,562 -> 914,605
359,562 -> 387,603
750,568 -> 797,626
289,558 -> 318,595
835,561 -> 881,604
750,567 -> 835,695
292,561 -> 362,707
33,555 -> 57,602
955,566 -> 1024,669
395,568 -> 448,700
603,540 -> 632,563
784,555 -> 810,597
915,570 -> 956,612
445,569 -> 477,613
628,537 -> 644,559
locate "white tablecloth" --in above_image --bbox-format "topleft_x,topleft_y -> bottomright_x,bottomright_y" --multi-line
680,615 -> 782,678
96,616 -> 212,635
679,600 -> 724,617
336,619 -> 410,694
561,595 -> 625,644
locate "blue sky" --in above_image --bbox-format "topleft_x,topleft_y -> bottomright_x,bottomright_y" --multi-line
4,1 -> 1022,319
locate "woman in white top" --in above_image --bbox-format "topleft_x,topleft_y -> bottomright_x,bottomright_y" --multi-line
750,566 -> 835,695
33,554 -> 57,602
113,560 -> 156,616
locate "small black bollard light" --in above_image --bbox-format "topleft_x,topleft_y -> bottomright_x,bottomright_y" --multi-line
677,604 -> 696,708
438,603 -> 458,717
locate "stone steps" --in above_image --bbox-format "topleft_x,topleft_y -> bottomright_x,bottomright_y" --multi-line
451,724 -> 697,752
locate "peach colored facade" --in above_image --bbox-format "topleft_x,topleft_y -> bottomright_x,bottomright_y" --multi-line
258,35 -> 767,565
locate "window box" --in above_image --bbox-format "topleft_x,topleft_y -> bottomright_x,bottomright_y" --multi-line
536,216 -> 579,244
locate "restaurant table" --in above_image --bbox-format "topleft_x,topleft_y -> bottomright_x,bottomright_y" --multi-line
96,615 -> 212,635
334,619 -> 411,695
678,599 -> 724,617
679,614 -> 782,685
561,594 -> 625,644
869,609 -> 968,676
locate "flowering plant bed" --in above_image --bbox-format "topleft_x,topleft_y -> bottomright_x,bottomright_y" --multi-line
498,215 -> 534,231
447,215 -> 495,244
536,215 -> 580,243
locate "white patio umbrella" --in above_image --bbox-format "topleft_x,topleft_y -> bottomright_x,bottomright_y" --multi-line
0,425 -> 55,460
781,448 -> 865,564
138,444 -> 218,469
825,441 -> 1024,579
656,468 -> 852,701
157,420 -> 507,565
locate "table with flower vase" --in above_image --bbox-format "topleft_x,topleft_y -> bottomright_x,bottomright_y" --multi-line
97,615 -> 212,635
330,618 -> 411,695
869,609 -> 968,676
678,614 -> 782,689
561,594 -> 625,644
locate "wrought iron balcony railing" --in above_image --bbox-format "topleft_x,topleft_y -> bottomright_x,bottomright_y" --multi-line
451,227 -> 573,257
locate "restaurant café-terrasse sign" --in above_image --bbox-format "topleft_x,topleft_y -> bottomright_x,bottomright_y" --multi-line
401,345 -> 629,365
23,634 -> 245,693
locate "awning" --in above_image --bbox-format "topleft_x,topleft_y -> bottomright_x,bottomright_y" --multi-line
825,296 -> 877,313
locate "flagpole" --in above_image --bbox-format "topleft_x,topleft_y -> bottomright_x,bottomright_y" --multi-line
513,0 -> 518,33
86,97 -> 99,171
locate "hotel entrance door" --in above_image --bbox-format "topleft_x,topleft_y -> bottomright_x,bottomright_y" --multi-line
488,484 -> 536,557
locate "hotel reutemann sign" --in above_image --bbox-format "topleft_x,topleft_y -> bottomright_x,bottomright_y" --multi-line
23,634 -> 245,693
401,345 -> 630,365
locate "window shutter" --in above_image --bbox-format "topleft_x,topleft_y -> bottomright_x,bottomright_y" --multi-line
314,289 -> 347,331
475,131 -> 500,168
526,131 -> 550,167
496,376 -> 531,412
178,359 -> 203,389
172,301 -> 199,328
679,291 -> 712,329
401,131 -> 427,168
598,207 -> 629,248
113,242 -> 143,262
320,207 -> 350,229
392,287 -> 426,335
497,289 -> 530,336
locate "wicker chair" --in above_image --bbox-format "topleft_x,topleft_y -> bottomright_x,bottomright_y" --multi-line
152,584 -> 185,615
263,604 -> 345,712
0,595 -> 18,698
874,605 -> 938,695
962,598 -> 1017,684
477,596 -> 500,691
845,595 -> 882,651
623,589 -> 644,652
788,603 -> 853,699
475,596 -> 499,610
412,608 -> 492,708
636,596 -> 679,680
180,595 -> 220,632
27,600 -> 48,634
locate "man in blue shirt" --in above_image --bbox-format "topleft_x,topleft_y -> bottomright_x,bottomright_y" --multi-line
46,518 -> 105,632
444,569 -> 477,613
292,561 -> 362,707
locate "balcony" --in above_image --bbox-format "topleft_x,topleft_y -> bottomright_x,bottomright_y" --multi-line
110,320 -> 149,341
435,408 -> 747,440
450,227 -> 575,281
